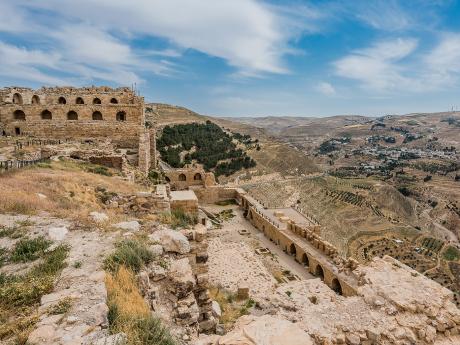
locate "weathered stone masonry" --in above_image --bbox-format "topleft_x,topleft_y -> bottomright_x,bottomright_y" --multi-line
239,191 -> 359,296
0,86 -> 156,173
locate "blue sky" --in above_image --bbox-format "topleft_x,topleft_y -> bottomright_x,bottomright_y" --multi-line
1,0 -> 460,117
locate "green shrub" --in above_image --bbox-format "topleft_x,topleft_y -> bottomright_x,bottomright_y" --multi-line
170,209 -> 197,229
0,247 -> 7,268
0,244 -> 69,308
10,237 -> 52,263
133,316 -> 177,345
48,297 -> 73,315
86,165 -> 112,176
443,246 -> 460,261
104,240 -> 153,273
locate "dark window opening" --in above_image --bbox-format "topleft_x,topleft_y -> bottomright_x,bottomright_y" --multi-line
13,93 -> 23,105
116,111 -> 126,121
315,265 -> 324,281
32,95 -> 40,104
67,111 -> 78,120
194,173 -> 202,180
41,110 -> 52,120
58,97 -> 66,104
179,173 -> 187,181
93,97 -> 101,104
331,278 -> 342,295
92,111 -> 103,120
13,110 -> 26,121
76,97 -> 84,104
15,127 -> 21,135
110,98 -> 118,104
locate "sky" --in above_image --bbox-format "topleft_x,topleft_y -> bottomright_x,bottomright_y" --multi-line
1,0 -> 460,117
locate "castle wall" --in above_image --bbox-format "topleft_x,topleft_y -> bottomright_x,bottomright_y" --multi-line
240,193 -> 359,297
0,87 -> 145,149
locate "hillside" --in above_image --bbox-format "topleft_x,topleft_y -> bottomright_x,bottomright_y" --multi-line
156,121 -> 256,177
151,103 -> 320,181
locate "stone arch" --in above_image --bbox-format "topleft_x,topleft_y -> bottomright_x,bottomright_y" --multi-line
67,111 -> 78,120
116,111 -> 126,122
178,173 -> 187,181
13,110 -> 26,121
314,264 -> 324,281
31,95 -> 40,104
13,93 -> 23,104
76,97 -> 84,104
301,253 -> 309,266
193,173 -> 202,180
41,109 -> 52,120
93,97 -> 102,104
289,243 -> 297,256
92,111 -> 103,120
331,278 -> 342,295
110,98 -> 118,104
58,96 -> 66,104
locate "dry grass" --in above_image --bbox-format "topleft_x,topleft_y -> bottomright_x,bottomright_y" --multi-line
106,266 -> 176,345
106,266 -> 150,319
0,160 -> 146,222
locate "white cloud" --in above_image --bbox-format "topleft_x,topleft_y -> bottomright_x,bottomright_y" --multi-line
335,35 -> 460,93
10,0 -> 301,76
334,38 -> 419,91
0,42 -> 66,85
316,82 -> 336,95
425,33 -> 460,81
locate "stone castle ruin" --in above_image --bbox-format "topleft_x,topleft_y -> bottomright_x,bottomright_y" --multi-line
0,86 -> 156,173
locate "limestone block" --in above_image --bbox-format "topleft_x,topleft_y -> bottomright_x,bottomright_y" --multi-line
211,300 -> 222,318
113,220 -> 140,232
149,229 -> 190,254
168,258 -> 196,299
89,211 -> 109,223
48,226 -> 68,241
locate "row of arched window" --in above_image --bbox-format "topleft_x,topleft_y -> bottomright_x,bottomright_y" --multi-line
13,109 -> 126,121
12,93 -> 120,106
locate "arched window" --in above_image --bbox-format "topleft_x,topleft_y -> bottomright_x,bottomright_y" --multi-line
76,97 -> 84,104
67,111 -> 78,120
331,278 -> 342,295
110,98 -> 118,104
13,110 -> 26,121
92,111 -> 103,120
13,93 -> 23,105
93,97 -> 101,104
31,95 -> 40,104
301,253 -> 309,266
41,110 -> 52,120
193,173 -> 202,180
116,111 -> 126,121
314,265 -> 324,281
58,97 -> 66,104
178,173 -> 186,181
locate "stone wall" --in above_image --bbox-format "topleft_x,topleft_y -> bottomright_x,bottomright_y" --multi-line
138,128 -> 151,174
0,86 -> 145,149
239,192 -> 359,297
165,164 -> 216,190
0,86 -> 158,174
192,186 -> 239,204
